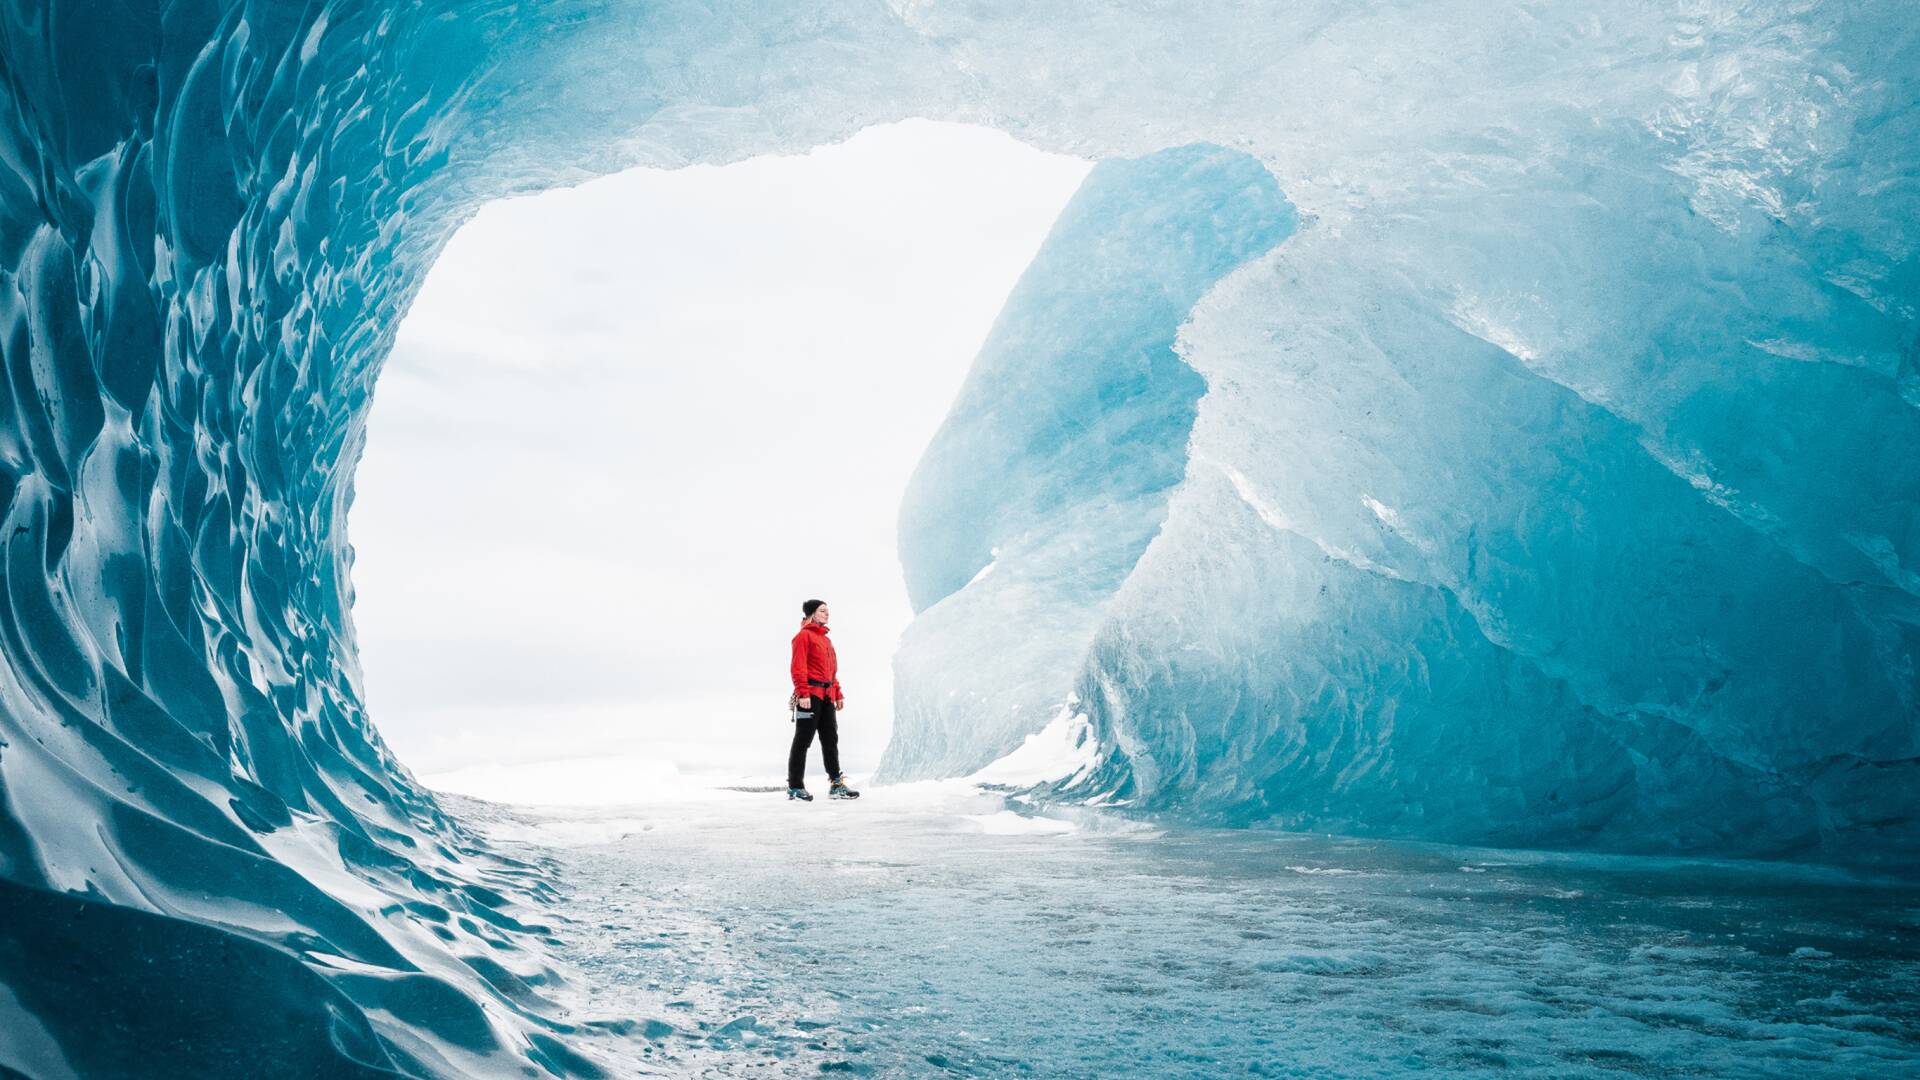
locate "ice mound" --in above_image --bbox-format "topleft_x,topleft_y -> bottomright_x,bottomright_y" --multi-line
2,0 -> 1917,1072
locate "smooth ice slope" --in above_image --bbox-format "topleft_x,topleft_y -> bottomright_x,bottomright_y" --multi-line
2,0 -> 1918,1073
885,145 -> 1294,780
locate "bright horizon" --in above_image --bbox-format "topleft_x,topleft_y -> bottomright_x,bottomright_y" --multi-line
347,120 -> 1092,802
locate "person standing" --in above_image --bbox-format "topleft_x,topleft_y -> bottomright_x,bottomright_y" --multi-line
788,599 -> 860,801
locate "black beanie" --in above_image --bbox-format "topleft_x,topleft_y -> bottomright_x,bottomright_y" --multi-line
802,599 -> 826,617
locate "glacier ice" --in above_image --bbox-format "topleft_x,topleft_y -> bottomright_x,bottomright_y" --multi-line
524,786 -> 1920,1078
882,4 -> 1920,863
1,0 -> 1917,1073
884,144 -> 1295,781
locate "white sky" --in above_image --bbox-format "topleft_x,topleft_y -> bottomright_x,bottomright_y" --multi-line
347,120 -> 1091,799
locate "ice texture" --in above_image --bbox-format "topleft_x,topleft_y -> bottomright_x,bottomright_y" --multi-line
514,786 -> 1920,1078
881,3 -> 1920,863
885,144 -> 1295,780
2,0 -> 1918,1073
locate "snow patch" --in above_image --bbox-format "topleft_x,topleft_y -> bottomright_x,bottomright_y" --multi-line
966,707 -> 1098,787
961,811 -> 1078,836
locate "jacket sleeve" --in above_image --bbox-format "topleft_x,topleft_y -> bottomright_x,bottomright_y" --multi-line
791,633 -> 810,696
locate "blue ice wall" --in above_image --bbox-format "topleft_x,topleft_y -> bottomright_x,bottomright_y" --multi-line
0,2 -> 963,1071
879,6 -> 1920,865
884,145 -> 1294,779
0,6 -> 608,1075
3,0 -> 1919,1072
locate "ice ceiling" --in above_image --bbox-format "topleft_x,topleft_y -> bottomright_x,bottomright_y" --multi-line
1,0 -> 1915,1074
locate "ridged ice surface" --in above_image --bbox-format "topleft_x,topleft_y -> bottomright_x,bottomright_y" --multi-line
881,3 -> 1920,862
885,144 -> 1294,780
2,0 -> 1917,1073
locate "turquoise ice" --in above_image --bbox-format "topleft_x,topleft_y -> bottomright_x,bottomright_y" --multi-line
885,144 -> 1295,783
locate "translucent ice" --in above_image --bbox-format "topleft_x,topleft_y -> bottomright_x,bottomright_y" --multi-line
885,144 -> 1295,780
883,4 -> 1920,863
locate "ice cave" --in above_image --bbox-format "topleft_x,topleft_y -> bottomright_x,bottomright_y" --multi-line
1,0 -> 1915,1075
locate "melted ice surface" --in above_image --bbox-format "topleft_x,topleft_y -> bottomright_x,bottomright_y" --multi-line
493,786 -> 1920,1077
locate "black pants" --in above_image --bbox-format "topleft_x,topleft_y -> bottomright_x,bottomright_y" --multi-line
788,695 -> 841,789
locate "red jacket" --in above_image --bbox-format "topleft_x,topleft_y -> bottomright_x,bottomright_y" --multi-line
790,620 -> 843,703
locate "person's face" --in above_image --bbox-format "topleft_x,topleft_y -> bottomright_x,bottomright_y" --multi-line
811,605 -> 830,626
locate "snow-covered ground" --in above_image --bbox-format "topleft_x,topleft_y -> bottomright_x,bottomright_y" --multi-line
453,781 -> 1920,1078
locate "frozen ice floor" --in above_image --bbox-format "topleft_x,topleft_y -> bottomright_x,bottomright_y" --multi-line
461,783 -> 1920,1078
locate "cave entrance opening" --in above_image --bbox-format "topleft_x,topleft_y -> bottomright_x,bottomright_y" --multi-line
344,119 -> 1092,804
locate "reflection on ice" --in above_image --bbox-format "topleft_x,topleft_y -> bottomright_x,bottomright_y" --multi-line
466,782 -> 1920,1078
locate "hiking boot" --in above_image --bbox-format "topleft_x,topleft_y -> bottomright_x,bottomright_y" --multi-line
787,786 -> 813,802
829,776 -> 860,800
